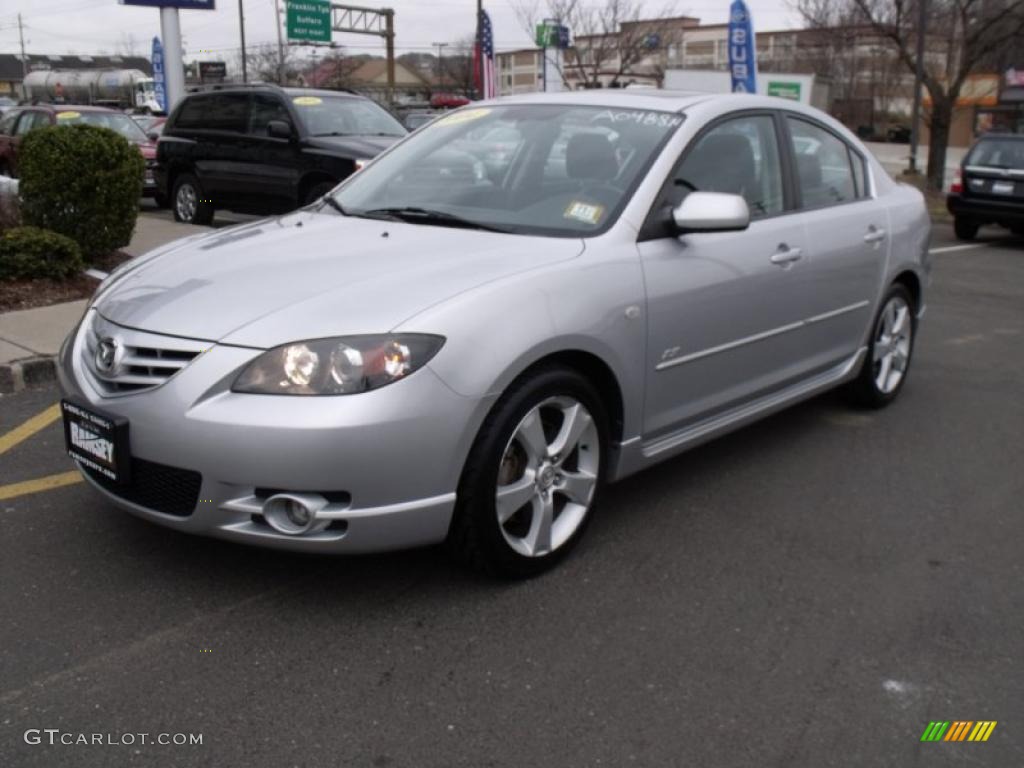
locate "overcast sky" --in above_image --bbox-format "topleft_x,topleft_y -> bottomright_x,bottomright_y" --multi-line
0,0 -> 801,62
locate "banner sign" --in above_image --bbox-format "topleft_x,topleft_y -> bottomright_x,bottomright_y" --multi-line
287,0 -> 332,44
727,0 -> 757,94
120,0 -> 216,8
151,36 -> 167,112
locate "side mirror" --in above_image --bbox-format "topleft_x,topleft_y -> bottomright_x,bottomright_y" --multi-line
147,131 -> 160,142
267,120 -> 294,140
672,191 -> 750,234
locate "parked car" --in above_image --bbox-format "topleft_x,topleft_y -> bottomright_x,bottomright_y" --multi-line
155,84 -> 407,224
947,132 -> 1024,240
132,113 -> 167,139
0,104 -> 158,197
59,92 -> 929,577
886,124 -> 912,143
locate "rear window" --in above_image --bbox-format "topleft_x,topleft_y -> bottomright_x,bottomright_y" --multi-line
966,138 -> 1024,170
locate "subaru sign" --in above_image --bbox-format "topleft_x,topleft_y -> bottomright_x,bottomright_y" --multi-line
727,0 -> 757,94
120,1 -> 215,8
151,36 -> 167,112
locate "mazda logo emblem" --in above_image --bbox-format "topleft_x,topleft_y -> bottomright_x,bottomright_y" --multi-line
95,337 -> 119,374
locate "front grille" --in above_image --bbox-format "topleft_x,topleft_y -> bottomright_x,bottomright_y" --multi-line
83,457 -> 202,517
80,311 -> 207,396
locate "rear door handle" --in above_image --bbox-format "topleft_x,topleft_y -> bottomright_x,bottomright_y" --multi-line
864,227 -> 887,244
770,247 -> 803,265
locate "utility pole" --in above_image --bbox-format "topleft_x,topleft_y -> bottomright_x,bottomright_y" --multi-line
908,0 -> 926,175
17,13 -> 28,97
238,0 -> 248,83
433,42 -> 448,87
274,0 -> 286,84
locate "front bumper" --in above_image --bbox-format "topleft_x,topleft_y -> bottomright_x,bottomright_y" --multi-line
58,312 -> 491,554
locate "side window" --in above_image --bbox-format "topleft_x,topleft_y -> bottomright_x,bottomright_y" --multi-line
204,93 -> 249,133
673,115 -> 784,219
849,147 -> 867,198
249,94 -> 292,136
787,118 -> 857,208
173,96 -> 209,131
0,110 -> 20,135
15,112 -> 45,136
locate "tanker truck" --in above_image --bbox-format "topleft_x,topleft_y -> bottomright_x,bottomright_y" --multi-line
23,69 -> 162,113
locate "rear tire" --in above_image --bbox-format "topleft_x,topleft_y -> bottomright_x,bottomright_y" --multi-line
172,173 -> 214,226
953,216 -> 979,241
447,365 -> 608,579
846,284 -> 916,408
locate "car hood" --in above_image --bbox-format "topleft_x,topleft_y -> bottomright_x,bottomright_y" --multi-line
302,134 -> 402,157
94,211 -> 583,348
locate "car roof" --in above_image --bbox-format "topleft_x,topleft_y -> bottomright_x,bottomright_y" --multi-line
24,103 -> 119,114
481,89 -> 719,113
975,132 -> 1024,141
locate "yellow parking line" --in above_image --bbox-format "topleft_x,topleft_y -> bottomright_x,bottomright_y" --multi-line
0,471 -> 82,502
0,403 -> 62,457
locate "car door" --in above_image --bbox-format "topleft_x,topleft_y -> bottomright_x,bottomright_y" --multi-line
636,111 -> 822,438
178,92 -> 250,209
784,115 -> 886,364
237,92 -> 301,213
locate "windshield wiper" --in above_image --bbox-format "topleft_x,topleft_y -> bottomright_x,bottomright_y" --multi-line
319,196 -> 349,216
357,207 -> 509,233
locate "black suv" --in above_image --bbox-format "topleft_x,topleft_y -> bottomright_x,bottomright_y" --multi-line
156,85 -> 406,224
947,132 -> 1024,240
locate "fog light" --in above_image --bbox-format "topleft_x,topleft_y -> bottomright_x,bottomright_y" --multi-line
262,493 -> 329,535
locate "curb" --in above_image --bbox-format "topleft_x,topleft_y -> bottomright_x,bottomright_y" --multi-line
0,356 -> 58,395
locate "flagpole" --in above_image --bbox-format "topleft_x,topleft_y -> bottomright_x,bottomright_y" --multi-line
476,0 -> 483,98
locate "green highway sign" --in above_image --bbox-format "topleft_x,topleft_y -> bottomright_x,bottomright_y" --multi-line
287,0 -> 332,44
767,81 -> 801,100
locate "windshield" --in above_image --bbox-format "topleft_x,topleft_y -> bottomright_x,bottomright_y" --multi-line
332,104 -> 683,237
57,111 -> 150,143
290,95 -> 405,137
967,138 -> 1024,170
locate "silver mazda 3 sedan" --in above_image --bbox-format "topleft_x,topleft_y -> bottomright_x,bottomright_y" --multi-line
58,91 -> 930,577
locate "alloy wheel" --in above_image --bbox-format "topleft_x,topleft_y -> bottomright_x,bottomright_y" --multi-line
495,396 -> 600,558
176,183 -> 197,222
873,295 -> 912,394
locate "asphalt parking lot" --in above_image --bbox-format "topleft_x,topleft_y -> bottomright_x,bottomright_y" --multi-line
1,223 -> 1021,767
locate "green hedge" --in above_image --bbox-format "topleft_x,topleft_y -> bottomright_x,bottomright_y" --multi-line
18,124 -> 142,263
0,226 -> 84,280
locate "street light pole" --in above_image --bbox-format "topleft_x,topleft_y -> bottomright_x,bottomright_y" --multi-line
908,0 -> 927,175
238,0 -> 248,83
274,0 -> 287,84
433,42 -> 448,87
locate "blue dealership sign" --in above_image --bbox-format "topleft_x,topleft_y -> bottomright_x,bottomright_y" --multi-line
120,0 -> 216,9
151,37 -> 167,112
727,0 -> 757,94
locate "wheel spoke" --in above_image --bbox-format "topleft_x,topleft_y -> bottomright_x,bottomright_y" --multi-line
549,404 -> 592,461
876,354 -> 892,390
515,410 -> 549,465
558,468 -> 597,506
524,493 -> 554,556
873,339 -> 888,362
496,474 -> 535,524
891,305 -> 909,336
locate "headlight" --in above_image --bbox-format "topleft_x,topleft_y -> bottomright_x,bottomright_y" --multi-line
232,334 -> 445,395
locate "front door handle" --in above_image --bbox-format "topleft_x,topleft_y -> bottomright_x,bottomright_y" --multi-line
864,226 -> 887,244
770,246 -> 803,265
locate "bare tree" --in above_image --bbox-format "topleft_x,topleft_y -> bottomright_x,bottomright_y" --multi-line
236,43 -> 306,85
117,32 -> 140,58
513,0 -> 685,90
440,35 -> 478,96
797,0 -> 1024,189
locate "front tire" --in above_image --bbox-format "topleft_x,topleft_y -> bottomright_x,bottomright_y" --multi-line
172,173 -> 214,225
846,284 -> 916,408
447,365 -> 608,578
954,216 -> 979,241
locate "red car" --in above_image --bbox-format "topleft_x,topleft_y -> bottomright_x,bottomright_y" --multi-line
0,104 -> 159,199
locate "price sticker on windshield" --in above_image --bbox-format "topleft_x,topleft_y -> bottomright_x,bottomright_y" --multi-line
437,108 -> 491,127
293,96 -> 323,107
56,111 -> 82,120
564,201 -> 605,226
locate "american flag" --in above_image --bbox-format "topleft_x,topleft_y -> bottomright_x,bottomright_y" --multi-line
474,9 -> 497,99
